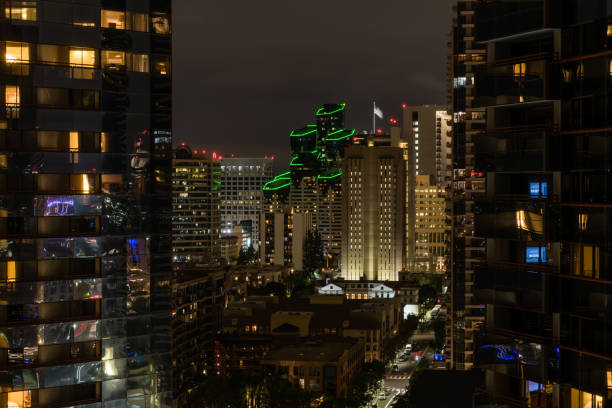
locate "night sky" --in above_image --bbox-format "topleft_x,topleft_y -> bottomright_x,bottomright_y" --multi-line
173,0 -> 455,169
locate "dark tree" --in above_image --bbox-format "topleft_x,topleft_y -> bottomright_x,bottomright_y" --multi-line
237,246 -> 258,265
418,284 -> 437,306
257,281 -> 287,297
303,228 -> 324,277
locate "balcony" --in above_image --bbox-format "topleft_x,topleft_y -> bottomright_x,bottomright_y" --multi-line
475,0 -> 556,43
473,124 -> 559,172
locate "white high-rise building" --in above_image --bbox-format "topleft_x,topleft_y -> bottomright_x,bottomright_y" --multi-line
402,105 -> 452,186
220,157 -> 273,248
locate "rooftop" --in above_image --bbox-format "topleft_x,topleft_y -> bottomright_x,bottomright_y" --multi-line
262,338 -> 359,362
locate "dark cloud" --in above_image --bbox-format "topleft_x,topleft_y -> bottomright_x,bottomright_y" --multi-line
173,0 -> 455,168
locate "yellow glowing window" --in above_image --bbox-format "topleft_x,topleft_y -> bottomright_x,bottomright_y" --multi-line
101,50 -> 126,70
132,54 -> 149,72
513,62 -> 526,78
69,48 -> 96,67
101,132 -> 109,152
152,14 -> 170,34
608,25 -> 612,37
7,261 -> 16,282
69,131 -> 79,151
5,85 -> 20,106
101,10 -> 125,29
5,1 -> 36,21
153,58 -> 169,75
5,42 -> 29,64
577,63 -> 584,79
131,12 -> 149,32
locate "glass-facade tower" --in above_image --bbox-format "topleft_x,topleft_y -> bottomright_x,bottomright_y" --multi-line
472,0 -> 612,406
0,1 -> 172,407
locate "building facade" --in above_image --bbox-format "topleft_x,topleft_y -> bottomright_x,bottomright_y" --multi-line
259,207 -> 310,270
263,104 -> 354,266
341,145 -> 405,281
172,145 -> 221,264
448,0 -> 487,370
220,157 -> 273,249
171,266 -> 225,406
0,2 -> 173,407
472,1 -> 612,406
401,105 -> 452,186
415,174 -> 450,273
261,338 -> 364,399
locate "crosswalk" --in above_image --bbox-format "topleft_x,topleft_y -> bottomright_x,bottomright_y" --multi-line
385,374 -> 411,380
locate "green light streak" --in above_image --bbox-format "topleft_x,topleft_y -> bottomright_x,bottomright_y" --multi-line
290,127 -> 317,137
290,156 -> 303,166
212,179 -> 222,190
316,103 -> 345,116
263,180 -> 291,191
318,171 -> 342,180
326,129 -> 355,141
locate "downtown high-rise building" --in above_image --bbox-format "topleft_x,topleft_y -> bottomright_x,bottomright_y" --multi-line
263,104 -> 353,267
172,144 -> 221,264
341,145 -> 405,281
259,207 -> 311,270
220,156 -> 273,249
0,2 -> 173,407
470,1 -> 611,406
401,105 -> 452,187
415,174 -> 450,273
447,0 -> 487,371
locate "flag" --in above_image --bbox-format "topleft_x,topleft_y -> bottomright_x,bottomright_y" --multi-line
374,104 -> 383,119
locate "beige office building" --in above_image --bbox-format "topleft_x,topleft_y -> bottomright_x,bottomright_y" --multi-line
341,146 -> 405,281
415,174 -> 450,272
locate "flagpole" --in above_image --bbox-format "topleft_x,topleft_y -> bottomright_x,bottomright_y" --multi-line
372,101 -> 376,134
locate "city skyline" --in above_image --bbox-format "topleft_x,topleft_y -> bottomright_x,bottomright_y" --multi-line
173,0 -> 456,166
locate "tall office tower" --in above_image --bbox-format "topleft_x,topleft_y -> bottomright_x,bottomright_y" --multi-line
172,145 -> 221,264
341,145 -> 405,281
472,1 -> 611,406
447,0 -> 487,370
401,105 -> 452,186
415,175 -> 450,273
0,2 -> 173,407
263,104 -> 354,264
220,157 -> 273,249
259,207 -> 310,270
391,125 -> 417,262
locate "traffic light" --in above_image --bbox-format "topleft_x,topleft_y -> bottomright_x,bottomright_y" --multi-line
415,354 -> 420,361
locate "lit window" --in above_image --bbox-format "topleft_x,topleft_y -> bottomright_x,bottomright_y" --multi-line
5,1 -> 36,21
101,10 -> 125,29
513,62 -> 526,78
152,12 -> 170,34
132,54 -> 149,73
5,42 -> 29,63
69,131 -> 79,152
152,56 -> 170,75
131,12 -> 149,32
101,50 -> 126,70
5,85 -> 20,106
577,63 -> 584,79
69,48 -> 96,67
